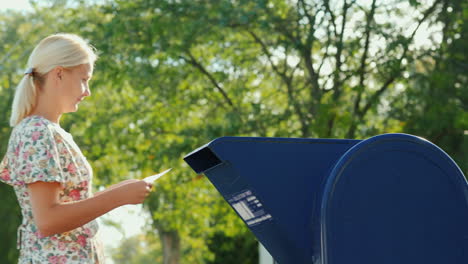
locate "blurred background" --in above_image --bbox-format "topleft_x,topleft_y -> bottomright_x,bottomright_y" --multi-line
0,0 -> 466,263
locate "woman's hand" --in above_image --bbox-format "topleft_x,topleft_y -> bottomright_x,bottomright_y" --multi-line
114,180 -> 152,205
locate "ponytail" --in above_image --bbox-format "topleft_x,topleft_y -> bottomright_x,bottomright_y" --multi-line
9,74 -> 38,127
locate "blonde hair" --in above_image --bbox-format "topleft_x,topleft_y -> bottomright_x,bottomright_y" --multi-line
9,33 -> 98,127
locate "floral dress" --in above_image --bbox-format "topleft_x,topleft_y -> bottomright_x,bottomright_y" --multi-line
0,115 -> 104,263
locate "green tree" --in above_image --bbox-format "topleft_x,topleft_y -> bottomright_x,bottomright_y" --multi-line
111,233 -> 163,264
393,0 -> 468,175
0,0 -> 465,263
91,0 -> 451,262
204,230 -> 258,264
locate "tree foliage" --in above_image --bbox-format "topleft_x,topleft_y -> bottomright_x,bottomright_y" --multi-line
0,0 -> 466,263
392,0 -> 468,174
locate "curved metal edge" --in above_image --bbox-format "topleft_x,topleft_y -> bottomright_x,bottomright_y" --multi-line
318,133 -> 467,264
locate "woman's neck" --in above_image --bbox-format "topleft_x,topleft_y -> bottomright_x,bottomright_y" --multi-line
30,108 -> 61,125
30,90 -> 63,124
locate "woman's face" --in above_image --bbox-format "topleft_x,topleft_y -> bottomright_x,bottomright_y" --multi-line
57,63 -> 93,113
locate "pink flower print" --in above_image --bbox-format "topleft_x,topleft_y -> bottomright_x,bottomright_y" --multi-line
46,150 -> 54,159
58,241 -> 66,251
31,131 -> 42,141
77,235 -> 87,247
48,256 -> 59,264
80,181 -> 88,188
70,245 -> 79,252
58,256 -> 67,264
0,168 -> 10,181
35,230 -> 45,238
14,146 -> 20,157
84,227 -> 91,236
67,163 -> 77,174
22,151 -> 29,160
19,164 -> 32,179
69,189 -> 81,200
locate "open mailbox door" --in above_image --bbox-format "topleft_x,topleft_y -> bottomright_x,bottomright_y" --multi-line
183,134 -> 468,264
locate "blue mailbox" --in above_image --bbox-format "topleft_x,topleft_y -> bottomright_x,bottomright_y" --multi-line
183,134 -> 468,264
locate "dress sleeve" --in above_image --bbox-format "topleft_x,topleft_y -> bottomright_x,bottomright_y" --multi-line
14,123 -> 65,185
0,156 -> 11,185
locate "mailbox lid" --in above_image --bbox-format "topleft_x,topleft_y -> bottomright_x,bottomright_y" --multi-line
321,134 -> 468,264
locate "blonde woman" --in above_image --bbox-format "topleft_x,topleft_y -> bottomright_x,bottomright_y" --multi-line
0,33 -> 152,263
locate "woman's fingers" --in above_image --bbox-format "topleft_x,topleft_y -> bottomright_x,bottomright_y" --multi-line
144,183 -> 153,197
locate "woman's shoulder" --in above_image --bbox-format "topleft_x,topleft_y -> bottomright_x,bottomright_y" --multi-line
14,115 -> 57,133
10,115 -> 62,145
1,116 -> 60,186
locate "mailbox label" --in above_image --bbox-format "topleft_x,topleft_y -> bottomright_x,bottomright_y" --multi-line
228,189 -> 272,226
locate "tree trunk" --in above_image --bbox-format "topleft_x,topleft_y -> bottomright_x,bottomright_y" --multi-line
159,229 -> 181,264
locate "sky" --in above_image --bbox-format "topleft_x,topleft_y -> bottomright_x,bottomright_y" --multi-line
0,0 -> 33,12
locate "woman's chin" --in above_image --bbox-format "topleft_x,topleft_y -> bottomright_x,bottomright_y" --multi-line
65,105 -> 79,113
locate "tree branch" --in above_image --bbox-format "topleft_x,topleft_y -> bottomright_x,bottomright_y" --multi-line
247,30 -> 290,84
247,29 -> 310,137
359,0 -> 443,118
324,0 -> 354,136
346,0 -> 444,138
262,3 -> 321,111
353,0 -> 377,115
180,51 -> 239,113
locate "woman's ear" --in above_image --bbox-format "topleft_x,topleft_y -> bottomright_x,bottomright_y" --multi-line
51,66 -> 65,81
56,66 -> 64,80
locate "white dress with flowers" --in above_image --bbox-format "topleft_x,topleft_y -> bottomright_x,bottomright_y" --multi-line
0,115 -> 104,264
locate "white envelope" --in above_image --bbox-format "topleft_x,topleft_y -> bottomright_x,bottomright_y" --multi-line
143,168 -> 172,184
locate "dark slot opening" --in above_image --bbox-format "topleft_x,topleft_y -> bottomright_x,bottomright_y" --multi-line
183,147 -> 222,174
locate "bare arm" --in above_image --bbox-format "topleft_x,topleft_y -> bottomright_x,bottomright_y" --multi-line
28,179 -> 151,237
93,179 -> 141,196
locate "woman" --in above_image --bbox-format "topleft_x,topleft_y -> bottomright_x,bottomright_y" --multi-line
0,33 -> 152,263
